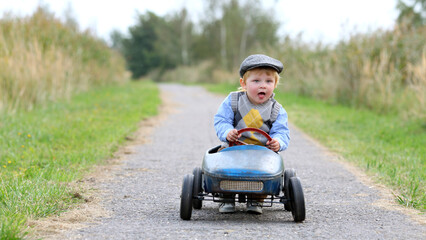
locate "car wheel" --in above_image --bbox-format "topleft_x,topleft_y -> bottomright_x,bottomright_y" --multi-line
180,174 -> 194,220
284,168 -> 296,211
289,177 -> 305,222
192,167 -> 203,209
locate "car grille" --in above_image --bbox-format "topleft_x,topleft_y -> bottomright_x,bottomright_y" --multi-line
220,180 -> 263,191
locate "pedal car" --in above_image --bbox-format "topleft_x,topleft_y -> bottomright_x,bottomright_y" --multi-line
180,127 -> 305,222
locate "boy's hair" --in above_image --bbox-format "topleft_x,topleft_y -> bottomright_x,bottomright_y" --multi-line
240,67 -> 280,90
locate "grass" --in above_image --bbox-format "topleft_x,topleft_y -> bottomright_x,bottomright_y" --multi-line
0,7 -> 128,113
276,25 -> 426,121
0,80 -> 160,239
205,83 -> 425,212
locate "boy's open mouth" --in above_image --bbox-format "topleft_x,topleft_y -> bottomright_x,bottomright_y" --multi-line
258,92 -> 266,98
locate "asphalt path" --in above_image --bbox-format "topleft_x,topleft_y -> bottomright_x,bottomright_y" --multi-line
61,84 -> 425,239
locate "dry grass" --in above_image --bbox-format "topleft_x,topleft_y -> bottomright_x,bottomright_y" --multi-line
0,7 -> 128,113
278,25 -> 426,121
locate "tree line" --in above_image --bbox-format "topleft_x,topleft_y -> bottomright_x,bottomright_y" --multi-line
111,0 -> 425,80
111,0 -> 280,79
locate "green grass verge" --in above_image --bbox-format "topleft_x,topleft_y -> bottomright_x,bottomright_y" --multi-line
0,80 -> 160,239
205,83 -> 425,212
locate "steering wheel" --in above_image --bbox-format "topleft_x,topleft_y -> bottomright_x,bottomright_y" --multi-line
229,127 -> 272,147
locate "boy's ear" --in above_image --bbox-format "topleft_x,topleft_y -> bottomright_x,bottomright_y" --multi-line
239,78 -> 246,89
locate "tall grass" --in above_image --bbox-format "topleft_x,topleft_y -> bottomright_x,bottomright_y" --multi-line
277,24 -> 426,121
0,7 -> 128,113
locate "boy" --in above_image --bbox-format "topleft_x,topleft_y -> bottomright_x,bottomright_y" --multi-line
214,54 -> 290,214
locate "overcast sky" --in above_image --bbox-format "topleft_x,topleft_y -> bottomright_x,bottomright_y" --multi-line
0,0 -> 399,44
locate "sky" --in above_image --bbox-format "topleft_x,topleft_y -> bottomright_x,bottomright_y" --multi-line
0,0 -> 399,44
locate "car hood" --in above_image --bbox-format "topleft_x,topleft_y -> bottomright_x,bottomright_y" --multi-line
202,145 -> 284,179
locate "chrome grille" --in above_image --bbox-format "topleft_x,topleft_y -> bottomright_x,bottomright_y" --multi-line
220,180 -> 263,191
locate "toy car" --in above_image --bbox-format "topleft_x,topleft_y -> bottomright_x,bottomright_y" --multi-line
180,127 -> 305,222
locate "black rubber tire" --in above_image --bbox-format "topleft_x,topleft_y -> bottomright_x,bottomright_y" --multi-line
180,174 -> 194,220
284,168 -> 296,211
192,167 -> 203,209
289,177 -> 306,222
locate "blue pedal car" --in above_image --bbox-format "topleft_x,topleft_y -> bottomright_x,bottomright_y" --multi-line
180,128 -> 306,222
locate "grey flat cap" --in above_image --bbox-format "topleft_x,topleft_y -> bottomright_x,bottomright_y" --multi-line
239,54 -> 283,77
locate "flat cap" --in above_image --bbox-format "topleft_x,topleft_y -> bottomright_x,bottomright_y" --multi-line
239,54 -> 283,77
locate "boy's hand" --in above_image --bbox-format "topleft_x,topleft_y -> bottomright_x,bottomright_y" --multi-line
226,129 -> 241,142
266,138 -> 280,152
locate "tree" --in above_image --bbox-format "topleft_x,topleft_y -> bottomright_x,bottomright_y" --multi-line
397,0 -> 426,27
121,11 -> 176,79
158,8 -> 194,66
166,8 -> 193,65
119,10 -> 195,79
195,0 -> 280,70
118,0 -> 281,79
110,29 -> 124,52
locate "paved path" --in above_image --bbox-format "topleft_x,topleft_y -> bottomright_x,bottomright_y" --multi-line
63,84 -> 424,239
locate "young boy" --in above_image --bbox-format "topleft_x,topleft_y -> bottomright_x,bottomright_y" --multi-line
214,54 -> 290,214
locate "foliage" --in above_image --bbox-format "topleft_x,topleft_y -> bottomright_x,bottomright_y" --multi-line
117,0 -> 280,78
0,7 -> 128,114
120,9 -> 195,79
0,81 -> 160,239
197,0 -> 279,70
122,12 -> 176,78
397,0 -> 426,27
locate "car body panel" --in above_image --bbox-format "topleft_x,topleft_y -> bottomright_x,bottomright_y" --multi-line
202,145 -> 284,195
